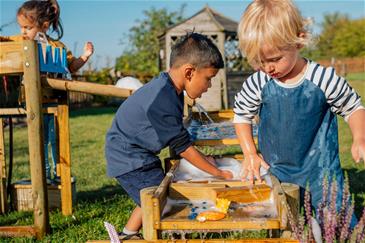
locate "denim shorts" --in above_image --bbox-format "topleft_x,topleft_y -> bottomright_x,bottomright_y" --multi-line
116,160 -> 164,206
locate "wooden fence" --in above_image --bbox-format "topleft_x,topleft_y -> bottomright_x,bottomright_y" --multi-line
317,57 -> 365,76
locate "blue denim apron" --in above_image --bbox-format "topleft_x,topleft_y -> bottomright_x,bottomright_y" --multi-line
258,78 -> 345,212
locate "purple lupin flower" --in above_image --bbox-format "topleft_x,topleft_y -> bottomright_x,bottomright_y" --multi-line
324,179 -> 338,243
339,198 -> 354,242
287,201 -> 300,241
338,173 -> 350,232
318,174 -> 329,229
304,186 -> 313,242
355,208 -> 365,243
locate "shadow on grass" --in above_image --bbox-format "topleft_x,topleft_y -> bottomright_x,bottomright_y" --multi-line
344,168 -> 365,218
76,184 -> 126,203
69,106 -> 119,118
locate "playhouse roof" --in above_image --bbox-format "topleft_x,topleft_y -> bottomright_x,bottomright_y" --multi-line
160,6 -> 238,37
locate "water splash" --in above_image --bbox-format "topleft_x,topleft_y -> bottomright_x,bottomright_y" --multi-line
195,103 -> 215,124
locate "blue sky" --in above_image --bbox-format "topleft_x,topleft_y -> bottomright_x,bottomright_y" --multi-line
1,0 -> 364,70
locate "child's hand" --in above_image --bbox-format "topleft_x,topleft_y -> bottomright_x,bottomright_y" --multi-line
240,153 -> 270,184
81,42 -> 94,60
351,138 -> 365,165
219,170 -> 233,180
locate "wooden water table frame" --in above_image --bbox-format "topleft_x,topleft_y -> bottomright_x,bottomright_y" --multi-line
139,158 -> 299,241
0,38 -> 132,239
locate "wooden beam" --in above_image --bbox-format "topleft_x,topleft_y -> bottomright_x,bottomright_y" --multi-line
45,78 -> 133,98
57,100 -> 73,216
159,219 -> 281,230
0,107 -> 58,116
86,240 -> 298,243
141,186 -> 159,241
194,137 -> 257,146
0,41 -> 24,74
194,138 -> 240,146
0,118 -> 7,213
0,225 -> 37,238
22,40 -> 50,239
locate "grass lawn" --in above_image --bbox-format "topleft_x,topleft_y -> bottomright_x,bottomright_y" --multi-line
0,80 -> 364,242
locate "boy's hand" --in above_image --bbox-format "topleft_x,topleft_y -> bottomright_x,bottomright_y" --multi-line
81,42 -> 94,60
351,138 -> 365,165
240,153 -> 270,184
219,170 -> 233,180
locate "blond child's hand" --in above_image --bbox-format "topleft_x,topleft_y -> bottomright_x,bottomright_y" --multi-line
240,153 -> 270,184
219,170 -> 233,180
81,42 -> 94,61
351,138 -> 365,165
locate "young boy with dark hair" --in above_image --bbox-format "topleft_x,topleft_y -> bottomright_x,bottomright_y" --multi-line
105,33 -> 233,240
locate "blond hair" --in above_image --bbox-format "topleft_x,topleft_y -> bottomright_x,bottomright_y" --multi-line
238,0 -> 312,68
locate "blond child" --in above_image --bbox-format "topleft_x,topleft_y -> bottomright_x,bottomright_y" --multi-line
234,0 -> 365,225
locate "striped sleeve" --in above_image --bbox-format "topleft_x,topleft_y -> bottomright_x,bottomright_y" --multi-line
311,65 -> 363,121
233,71 -> 266,124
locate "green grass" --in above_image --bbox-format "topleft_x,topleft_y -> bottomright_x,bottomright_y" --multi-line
346,72 -> 365,82
1,80 -> 364,242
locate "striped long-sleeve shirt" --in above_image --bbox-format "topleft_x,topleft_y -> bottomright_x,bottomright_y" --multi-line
233,60 -> 363,211
233,60 -> 363,123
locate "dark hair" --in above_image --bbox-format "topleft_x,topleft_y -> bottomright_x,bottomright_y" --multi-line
17,0 -> 63,40
170,32 -> 224,69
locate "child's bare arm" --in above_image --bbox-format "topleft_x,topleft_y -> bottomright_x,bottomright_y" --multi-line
348,108 -> 365,164
235,123 -> 270,184
180,146 -> 233,179
69,42 -> 94,73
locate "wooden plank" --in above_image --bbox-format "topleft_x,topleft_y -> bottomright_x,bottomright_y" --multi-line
0,41 -> 24,74
214,184 -> 271,203
57,100 -> 72,216
159,219 -> 281,230
153,162 -> 179,201
194,137 -> 257,146
172,179 -> 264,188
141,186 -> 159,241
0,118 -> 7,213
0,107 -> 58,116
87,240 -> 299,243
22,40 -> 50,238
0,225 -> 37,238
45,78 -> 133,98
194,138 -> 240,146
169,183 -> 224,201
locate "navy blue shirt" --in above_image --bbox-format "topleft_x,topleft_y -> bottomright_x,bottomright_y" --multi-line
105,72 -> 192,177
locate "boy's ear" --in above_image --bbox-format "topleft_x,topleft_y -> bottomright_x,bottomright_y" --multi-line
183,64 -> 195,81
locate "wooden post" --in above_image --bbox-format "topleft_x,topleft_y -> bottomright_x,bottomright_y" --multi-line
57,98 -> 72,215
141,186 -> 159,241
0,118 -> 7,213
22,40 -> 50,238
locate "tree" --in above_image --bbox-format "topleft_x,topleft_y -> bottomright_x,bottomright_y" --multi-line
332,18 -> 365,57
303,13 -> 365,60
115,5 -> 185,81
316,13 -> 349,59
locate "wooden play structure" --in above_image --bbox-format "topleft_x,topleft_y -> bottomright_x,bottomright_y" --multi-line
0,37 -> 132,239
